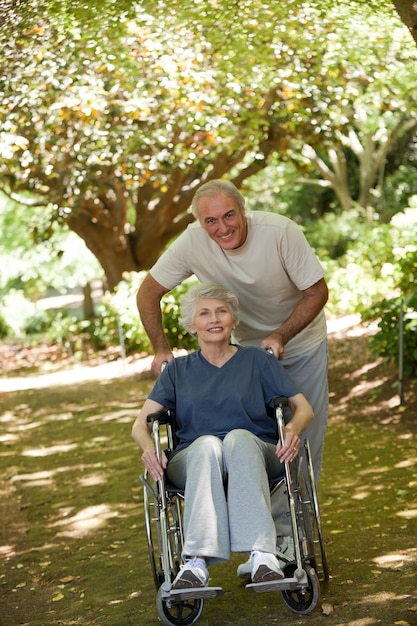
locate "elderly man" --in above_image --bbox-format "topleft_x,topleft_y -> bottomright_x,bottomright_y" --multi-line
137,179 -> 329,573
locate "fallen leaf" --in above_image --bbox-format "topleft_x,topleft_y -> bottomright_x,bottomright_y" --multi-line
322,602 -> 334,615
52,592 -> 64,602
59,575 -> 76,583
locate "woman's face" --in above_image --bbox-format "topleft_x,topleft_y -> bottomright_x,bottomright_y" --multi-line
190,297 -> 235,344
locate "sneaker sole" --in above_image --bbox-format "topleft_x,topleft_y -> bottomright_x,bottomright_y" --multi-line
252,565 -> 284,583
172,571 -> 207,589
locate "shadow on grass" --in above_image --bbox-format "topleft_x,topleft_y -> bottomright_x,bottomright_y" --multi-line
1,334 -> 416,625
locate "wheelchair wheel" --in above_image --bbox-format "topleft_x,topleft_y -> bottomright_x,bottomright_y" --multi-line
156,587 -> 204,626
143,471 -> 183,590
281,564 -> 320,615
298,448 -> 329,582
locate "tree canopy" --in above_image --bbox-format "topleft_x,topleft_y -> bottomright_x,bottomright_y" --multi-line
1,0 -> 416,289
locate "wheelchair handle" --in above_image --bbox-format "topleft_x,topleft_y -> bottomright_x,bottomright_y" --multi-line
146,409 -> 171,425
274,396 -> 288,409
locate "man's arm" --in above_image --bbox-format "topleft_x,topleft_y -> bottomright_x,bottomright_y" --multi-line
261,277 -> 328,359
137,274 -> 173,375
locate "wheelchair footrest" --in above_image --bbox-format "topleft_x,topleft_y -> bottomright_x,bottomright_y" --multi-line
162,586 -> 224,601
246,571 -> 308,594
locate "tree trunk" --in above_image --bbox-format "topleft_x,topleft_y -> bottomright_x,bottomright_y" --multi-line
82,282 -> 95,319
392,0 -> 417,45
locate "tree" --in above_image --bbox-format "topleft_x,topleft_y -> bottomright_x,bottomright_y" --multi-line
286,14 -> 417,217
0,1 -> 415,289
391,0 -> 417,45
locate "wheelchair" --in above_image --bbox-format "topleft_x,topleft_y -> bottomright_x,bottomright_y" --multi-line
140,397 -> 329,625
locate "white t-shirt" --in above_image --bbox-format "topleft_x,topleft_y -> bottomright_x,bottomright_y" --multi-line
150,211 -> 327,358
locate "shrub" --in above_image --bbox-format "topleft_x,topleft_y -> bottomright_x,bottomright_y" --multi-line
161,282 -> 199,351
363,296 -> 417,377
361,203 -> 417,377
0,313 -> 10,339
23,309 -> 51,335
54,273 -> 199,356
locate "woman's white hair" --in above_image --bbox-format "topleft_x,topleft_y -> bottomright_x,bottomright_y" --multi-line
179,283 -> 240,332
191,179 -> 246,219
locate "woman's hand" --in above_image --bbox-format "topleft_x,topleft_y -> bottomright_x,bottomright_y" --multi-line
275,432 -> 301,463
142,447 -> 168,481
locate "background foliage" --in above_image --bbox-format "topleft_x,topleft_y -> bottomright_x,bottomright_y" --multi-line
0,0 -> 416,377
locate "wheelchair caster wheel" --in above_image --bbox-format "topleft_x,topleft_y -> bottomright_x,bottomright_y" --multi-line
281,564 -> 320,615
156,586 -> 204,625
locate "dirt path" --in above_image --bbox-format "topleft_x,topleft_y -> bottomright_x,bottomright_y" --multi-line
1,321 -> 416,626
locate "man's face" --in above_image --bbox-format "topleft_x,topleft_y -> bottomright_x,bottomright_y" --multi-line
196,193 -> 247,250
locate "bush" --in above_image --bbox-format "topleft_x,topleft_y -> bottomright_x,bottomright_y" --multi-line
40,273 -> 199,357
100,273 -> 198,354
361,203 -> 417,377
363,296 -> 417,377
304,207 -> 368,260
161,282 -> 199,351
23,309 -> 51,335
0,313 -> 10,339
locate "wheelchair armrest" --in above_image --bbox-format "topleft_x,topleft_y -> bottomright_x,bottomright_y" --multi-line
146,409 -> 173,426
274,396 -> 288,408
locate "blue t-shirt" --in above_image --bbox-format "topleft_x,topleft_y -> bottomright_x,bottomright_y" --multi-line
148,345 -> 299,452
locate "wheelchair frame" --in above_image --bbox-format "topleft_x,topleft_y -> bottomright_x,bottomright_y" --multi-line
140,397 -> 329,626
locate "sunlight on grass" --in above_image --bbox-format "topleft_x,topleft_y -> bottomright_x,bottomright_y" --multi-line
351,491 -> 370,500
397,509 -> 417,519
360,590 -> 412,603
395,457 -> 416,469
340,617 -> 381,626
0,544 -> 15,557
348,378 -> 388,397
11,469 -> 57,487
0,433 -> 18,443
350,360 -> 382,378
77,472 -> 107,487
21,443 -> 78,457
51,504 -> 119,537
372,548 -> 417,568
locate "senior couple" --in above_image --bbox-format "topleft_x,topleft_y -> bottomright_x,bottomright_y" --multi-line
132,179 -> 328,588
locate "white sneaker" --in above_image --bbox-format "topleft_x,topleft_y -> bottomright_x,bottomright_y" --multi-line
276,535 -> 295,566
237,558 -> 252,580
250,551 -> 284,583
237,535 -> 295,579
172,558 -> 209,589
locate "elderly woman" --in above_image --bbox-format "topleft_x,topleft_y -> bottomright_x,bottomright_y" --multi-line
132,283 -> 313,589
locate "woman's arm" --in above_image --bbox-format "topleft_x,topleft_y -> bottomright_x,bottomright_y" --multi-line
276,392 -> 314,463
132,398 -> 169,480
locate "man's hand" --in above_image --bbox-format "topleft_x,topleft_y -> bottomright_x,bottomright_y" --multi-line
261,278 -> 328,360
152,352 -> 174,377
261,333 -> 285,359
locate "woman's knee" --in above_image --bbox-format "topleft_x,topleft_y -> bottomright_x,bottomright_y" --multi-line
186,435 -> 223,470
223,429 -> 257,448
223,429 -> 262,463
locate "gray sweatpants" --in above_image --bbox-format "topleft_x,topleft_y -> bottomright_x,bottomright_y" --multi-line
271,338 -> 329,535
166,429 -> 284,566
